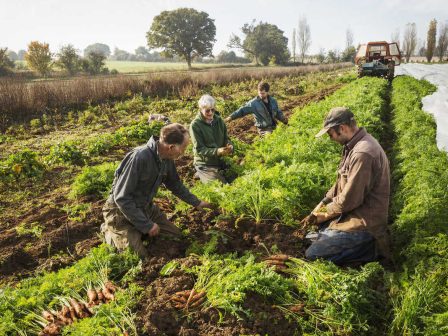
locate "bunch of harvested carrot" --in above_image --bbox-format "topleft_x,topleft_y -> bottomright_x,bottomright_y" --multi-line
86,281 -> 117,306
39,282 -> 118,336
170,289 -> 206,310
39,300 -> 93,336
263,254 -> 291,273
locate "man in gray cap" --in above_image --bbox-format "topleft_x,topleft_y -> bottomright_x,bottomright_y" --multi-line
301,107 -> 391,266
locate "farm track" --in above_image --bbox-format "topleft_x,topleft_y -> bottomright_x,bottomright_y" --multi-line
0,82 -> 344,285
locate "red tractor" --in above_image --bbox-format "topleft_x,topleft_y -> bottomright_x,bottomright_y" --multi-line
355,41 -> 402,81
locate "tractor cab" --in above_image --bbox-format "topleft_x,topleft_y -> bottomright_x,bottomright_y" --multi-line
355,41 -> 402,81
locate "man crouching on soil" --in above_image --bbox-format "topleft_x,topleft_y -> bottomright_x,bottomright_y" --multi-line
302,107 -> 391,266
102,123 -> 213,258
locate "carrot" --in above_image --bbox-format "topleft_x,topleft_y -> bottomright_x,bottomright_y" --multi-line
191,291 -> 206,300
290,303 -> 305,313
105,281 -> 117,293
266,254 -> 290,261
57,306 -> 72,325
185,289 -> 196,309
60,305 -> 70,318
69,298 -> 85,318
264,260 -> 286,265
42,310 -> 55,323
189,296 -> 206,308
42,323 -> 61,335
97,290 -> 105,303
87,288 -> 97,303
102,288 -> 115,302
80,302 -> 94,316
171,295 -> 187,303
68,305 -> 77,322
174,290 -> 190,297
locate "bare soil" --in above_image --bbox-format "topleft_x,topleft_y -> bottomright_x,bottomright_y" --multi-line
134,207 -> 307,336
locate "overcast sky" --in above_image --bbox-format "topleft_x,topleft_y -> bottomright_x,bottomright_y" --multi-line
2,0 -> 448,56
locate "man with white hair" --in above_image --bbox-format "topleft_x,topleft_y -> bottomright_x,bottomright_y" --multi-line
189,94 -> 234,183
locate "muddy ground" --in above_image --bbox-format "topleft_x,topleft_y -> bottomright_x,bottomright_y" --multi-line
135,204 -> 307,336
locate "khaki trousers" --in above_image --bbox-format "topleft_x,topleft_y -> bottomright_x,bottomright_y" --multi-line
101,198 -> 181,258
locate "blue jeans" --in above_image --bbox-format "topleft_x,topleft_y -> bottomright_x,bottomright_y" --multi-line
305,225 -> 377,266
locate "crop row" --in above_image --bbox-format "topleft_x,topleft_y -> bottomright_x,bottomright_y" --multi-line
173,76 -> 391,334
388,76 -> 448,335
192,76 -> 388,224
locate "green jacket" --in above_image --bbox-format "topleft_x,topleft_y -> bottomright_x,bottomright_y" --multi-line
189,112 -> 231,167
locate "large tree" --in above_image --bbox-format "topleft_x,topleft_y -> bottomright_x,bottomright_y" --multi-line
437,22 -> 448,62
56,44 -> 80,75
426,19 -> 437,62
297,16 -> 311,63
228,21 -> 289,65
25,41 -> 53,76
81,51 -> 107,75
83,43 -> 111,58
403,23 -> 417,62
146,8 -> 216,69
135,46 -> 150,61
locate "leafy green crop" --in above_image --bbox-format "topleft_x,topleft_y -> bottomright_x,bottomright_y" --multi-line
0,149 -> 45,182
192,77 -> 388,224
388,76 -> 448,335
70,162 -> 118,199
46,141 -> 86,166
0,244 -> 141,335
186,253 -> 294,319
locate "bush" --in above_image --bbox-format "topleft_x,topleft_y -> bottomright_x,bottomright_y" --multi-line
70,162 -> 118,199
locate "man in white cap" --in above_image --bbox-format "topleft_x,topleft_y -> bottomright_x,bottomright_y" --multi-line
302,107 -> 391,266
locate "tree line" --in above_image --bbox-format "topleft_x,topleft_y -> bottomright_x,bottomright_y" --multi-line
3,7 -> 446,77
393,20 -> 448,63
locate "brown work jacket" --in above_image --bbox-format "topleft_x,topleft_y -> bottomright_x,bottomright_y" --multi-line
325,128 -> 391,258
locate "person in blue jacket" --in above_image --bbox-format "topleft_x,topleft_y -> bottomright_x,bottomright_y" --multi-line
225,81 -> 288,135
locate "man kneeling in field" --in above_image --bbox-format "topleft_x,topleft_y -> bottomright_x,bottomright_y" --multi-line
101,123 -> 213,258
302,107 -> 391,266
